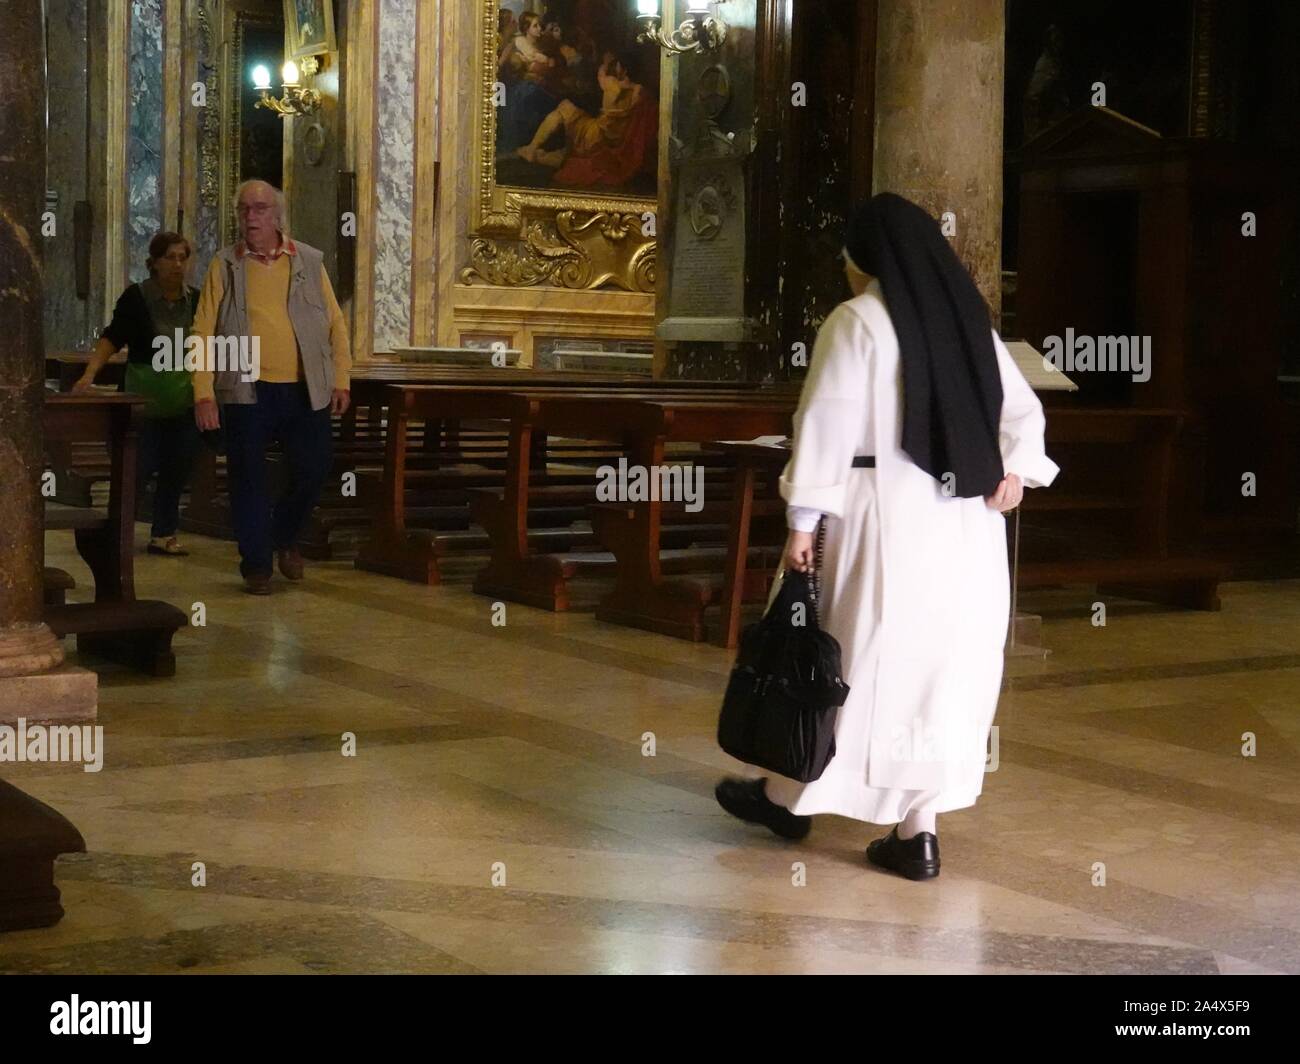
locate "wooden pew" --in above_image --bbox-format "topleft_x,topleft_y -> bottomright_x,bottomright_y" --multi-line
706,408 -> 1228,650
181,364 -> 744,559
43,356 -> 129,509
43,567 -> 76,607
569,398 -> 795,640
354,383 -> 661,585
42,394 -> 187,676
46,351 -> 127,392
1019,408 -> 1228,609
472,390 -> 778,616
355,386 -> 542,583
354,382 -> 786,602
704,440 -> 793,649
360,385 -> 795,637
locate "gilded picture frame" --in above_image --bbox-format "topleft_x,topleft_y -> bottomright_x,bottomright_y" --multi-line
466,0 -> 658,292
283,0 -> 337,62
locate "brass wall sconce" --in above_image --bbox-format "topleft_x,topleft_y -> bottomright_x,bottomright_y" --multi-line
253,56 -> 321,117
636,0 -> 727,55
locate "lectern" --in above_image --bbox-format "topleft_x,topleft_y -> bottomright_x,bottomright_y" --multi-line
1004,341 -> 1077,658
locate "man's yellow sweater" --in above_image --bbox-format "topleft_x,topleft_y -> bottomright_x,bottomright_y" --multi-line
191,252 -> 351,403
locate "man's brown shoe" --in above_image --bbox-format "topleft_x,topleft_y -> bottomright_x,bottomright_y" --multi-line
277,548 -> 304,581
243,572 -> 272,596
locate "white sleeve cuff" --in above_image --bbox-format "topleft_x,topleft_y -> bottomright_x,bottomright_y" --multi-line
787,506 -> 823,532
1003,445 -> 1060,489
779,474 -> 849,517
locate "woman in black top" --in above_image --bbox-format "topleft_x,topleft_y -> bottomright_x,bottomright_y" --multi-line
74,231 -> 201,556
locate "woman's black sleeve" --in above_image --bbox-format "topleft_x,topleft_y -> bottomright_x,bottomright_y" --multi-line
99,286 -> 140,349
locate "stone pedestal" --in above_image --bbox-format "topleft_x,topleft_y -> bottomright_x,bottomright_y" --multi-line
0,622 -> 63,678
873,0 -> 1006,319
0,667 -> 99,726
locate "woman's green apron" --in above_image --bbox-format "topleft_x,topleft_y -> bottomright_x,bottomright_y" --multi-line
129,278 -> 195,419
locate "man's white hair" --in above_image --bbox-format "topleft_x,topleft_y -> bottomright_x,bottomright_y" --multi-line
233,179 -> 286,228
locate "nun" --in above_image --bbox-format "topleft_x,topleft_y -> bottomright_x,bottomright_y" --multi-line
716,193 -> 1059,880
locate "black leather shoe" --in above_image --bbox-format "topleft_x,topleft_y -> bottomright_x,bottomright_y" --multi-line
866,827 -> 940,880
715,777 -> 812,841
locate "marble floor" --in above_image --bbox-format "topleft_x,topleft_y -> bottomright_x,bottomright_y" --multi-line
1,527 -> 1298,974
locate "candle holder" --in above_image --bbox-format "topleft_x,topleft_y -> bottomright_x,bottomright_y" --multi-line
637,1 -> 727,55
253,56 -> 321,118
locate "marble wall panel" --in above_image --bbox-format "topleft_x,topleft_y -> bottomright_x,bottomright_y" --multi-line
127,0 -> 165,283
372,0 -> 417,352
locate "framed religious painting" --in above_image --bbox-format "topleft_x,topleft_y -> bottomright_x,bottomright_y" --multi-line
465,0 -> 660,293
283,0 -> 336,61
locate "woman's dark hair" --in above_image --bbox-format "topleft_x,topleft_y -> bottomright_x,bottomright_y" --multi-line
146,231 -> 192,276
498,10 -> 515,33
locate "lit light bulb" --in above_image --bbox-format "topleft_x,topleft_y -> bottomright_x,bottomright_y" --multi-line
281,60 -> 300,87
637,0 -> 661,15
686,0 -> 711,12
251,64 -> 271,90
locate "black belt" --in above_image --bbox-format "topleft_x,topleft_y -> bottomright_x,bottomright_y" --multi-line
851,455 -> 876,468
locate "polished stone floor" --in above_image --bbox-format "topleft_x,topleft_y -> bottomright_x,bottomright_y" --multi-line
1,527 -> 1298,974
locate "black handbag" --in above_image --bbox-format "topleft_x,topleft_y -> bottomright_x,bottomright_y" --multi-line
717,525 -> 849,783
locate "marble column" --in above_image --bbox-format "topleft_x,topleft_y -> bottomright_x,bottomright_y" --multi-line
873,0 -> 1005,319
0,0 -> 88,931
0,0 -> 64,676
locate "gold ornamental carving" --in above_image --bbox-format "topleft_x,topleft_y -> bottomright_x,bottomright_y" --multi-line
198,1 -> 219,208
462,210 -> 656,293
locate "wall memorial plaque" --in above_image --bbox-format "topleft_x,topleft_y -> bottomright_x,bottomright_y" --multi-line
660,158 -> 750,341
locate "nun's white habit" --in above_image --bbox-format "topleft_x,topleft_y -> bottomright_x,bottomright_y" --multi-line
763,280 -> 1059,823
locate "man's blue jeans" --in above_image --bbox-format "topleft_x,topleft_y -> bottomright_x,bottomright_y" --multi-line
223,381 -> 333,577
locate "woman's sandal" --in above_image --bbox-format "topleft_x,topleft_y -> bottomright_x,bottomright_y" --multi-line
147,536 -> 189,557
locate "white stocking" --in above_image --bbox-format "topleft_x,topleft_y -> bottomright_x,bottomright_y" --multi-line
898,808 -> 937,840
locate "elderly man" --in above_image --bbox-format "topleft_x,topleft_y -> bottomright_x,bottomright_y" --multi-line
192,179 -> 350,594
